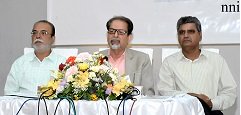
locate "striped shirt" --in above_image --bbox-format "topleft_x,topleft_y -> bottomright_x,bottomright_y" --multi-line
156,50 -> 237,110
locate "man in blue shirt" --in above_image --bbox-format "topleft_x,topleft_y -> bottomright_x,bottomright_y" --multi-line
4,20 -> 65,97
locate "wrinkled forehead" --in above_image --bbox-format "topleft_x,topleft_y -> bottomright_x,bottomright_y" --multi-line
32,22 -> 52,32
110,20 -> 128,30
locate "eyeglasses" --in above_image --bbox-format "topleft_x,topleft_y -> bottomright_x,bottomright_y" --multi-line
31,30 -> 51,37
178,29 -> 196,35
108,28 -> 127,35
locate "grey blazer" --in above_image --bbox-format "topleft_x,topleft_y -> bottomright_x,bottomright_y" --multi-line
100,48 -> 154,95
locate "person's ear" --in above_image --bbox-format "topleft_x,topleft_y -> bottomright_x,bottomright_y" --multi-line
199,32 -> 202,41
51,36 -> 55,44
128,34 -> 133,43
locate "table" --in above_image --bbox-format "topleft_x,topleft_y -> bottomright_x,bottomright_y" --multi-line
0,94 -> 204,115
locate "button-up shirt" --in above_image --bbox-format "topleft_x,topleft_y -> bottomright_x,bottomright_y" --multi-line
4,51 -> 65,97
109,51 -> 125,75
156,50 -> 237,110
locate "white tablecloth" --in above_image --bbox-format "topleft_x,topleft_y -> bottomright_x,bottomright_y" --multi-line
0,94 -> 204,115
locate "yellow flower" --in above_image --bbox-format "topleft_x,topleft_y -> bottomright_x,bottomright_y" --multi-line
78,63 -> 89,71
74,95 -> 80,100
47,79 -> 61,90
40,52 -> 134,100
39,87 -> 55,97
112,83 -> 124,96
51,70 -> 64,79
73,71 -> 90,88
44,88 -> 55,97
90,94 -> 98,101
112,78 -> 132,96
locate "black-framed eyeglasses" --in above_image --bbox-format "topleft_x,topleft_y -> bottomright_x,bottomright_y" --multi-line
108,28 -> 128,35
31,30 -> 51,37
178,29 -> 196,35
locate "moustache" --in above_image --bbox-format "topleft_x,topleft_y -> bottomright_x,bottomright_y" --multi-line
33,39 -> 44,44
109,38 -> 120,49
110,37 -> 120,43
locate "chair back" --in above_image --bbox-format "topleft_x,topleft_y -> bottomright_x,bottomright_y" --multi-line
24,48 -> 78,58
162,48 -> 219,62
99,48 -> 153,64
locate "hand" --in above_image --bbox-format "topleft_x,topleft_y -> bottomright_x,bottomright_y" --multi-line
188,93 -> 213,109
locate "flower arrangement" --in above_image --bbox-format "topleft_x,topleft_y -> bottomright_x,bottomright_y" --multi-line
38,52 -> 133,101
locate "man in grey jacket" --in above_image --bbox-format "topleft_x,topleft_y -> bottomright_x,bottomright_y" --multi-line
100,16 -> 154,95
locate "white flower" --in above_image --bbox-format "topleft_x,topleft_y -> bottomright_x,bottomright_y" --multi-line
39,52 -> 134,101
90,66 -> 100,72
89,72 -> 96,78
67,75 -> 75,82
100,65 -> 109,71
56,86 -> 65,94
109,73 -> 117,82
92,77 -> 101,82
76,52 -> 92,62
65,66 -> 78,77
50,70 -> 59,78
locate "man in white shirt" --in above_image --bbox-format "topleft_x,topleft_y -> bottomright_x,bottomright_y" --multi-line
4,20 -> 65,97
156,16 -> 237,115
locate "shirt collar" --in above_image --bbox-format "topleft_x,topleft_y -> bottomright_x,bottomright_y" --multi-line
108,49 -> 126,59
177,49 -> 208,62
28,50 -> 56,62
